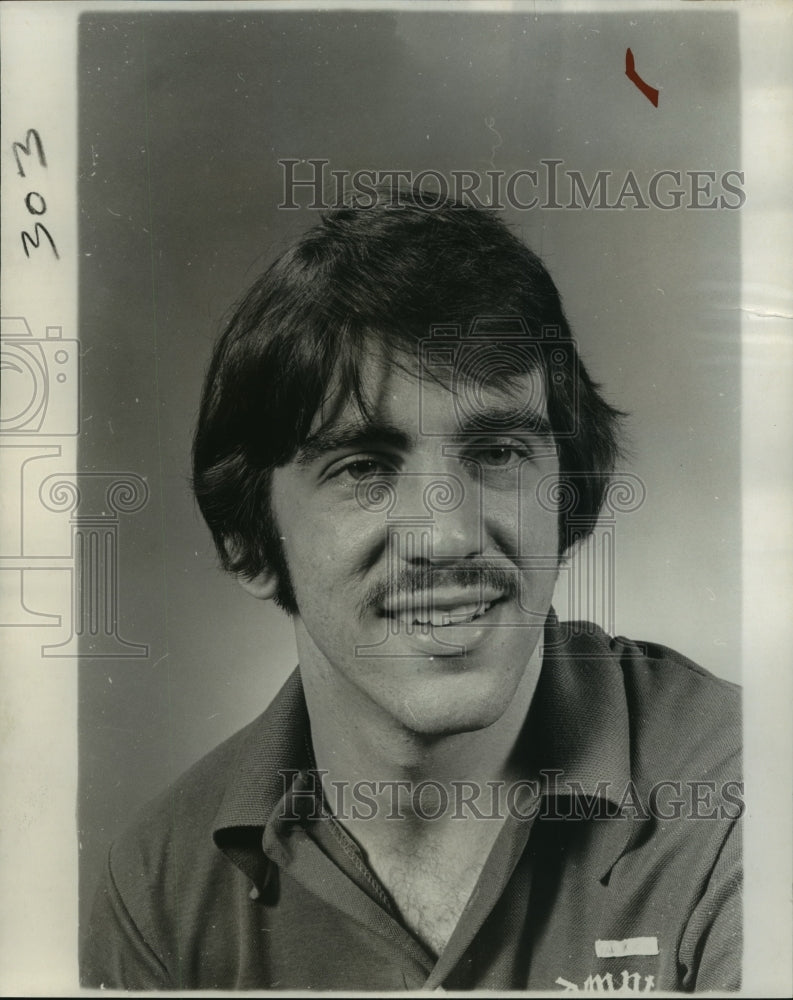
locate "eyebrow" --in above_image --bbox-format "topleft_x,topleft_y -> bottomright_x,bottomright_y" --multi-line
296,407 -> 554,466
454,407 -> 554,441
296,422 -> 411,466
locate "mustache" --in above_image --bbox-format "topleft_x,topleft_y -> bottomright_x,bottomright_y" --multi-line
360,563 -> 519,615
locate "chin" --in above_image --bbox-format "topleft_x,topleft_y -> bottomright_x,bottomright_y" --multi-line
388,677 -> 517,738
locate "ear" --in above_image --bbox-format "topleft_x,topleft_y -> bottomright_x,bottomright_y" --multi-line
237,569 -> 279,601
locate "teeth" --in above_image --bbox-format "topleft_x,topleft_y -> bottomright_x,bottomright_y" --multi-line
443,602 -> 489,624
394,601 -> 493,628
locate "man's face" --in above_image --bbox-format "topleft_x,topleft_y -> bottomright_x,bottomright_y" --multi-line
266,351 -> 560,737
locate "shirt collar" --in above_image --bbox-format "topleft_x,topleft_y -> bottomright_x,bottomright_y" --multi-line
212,668 -> 312,892
528,616 -> 632,803
525,615 -> 642,880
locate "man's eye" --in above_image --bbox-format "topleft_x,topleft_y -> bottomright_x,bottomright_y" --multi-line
345,460 -> 382,479
331,457 -> 394,481
478,447 -> 520,467
464,445 -> 530,469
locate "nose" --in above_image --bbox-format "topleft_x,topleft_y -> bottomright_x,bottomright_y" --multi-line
394,470 -> 483,561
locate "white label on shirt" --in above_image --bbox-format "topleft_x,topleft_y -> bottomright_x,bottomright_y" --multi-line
595,936 -> 659,958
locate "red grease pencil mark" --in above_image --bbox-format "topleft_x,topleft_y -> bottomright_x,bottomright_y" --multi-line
625,48 -> 659,107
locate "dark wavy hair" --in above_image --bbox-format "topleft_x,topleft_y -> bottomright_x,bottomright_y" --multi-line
193,186 -> 626,613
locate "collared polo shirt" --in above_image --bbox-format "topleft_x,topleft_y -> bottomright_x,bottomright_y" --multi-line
80,620 -> 742,992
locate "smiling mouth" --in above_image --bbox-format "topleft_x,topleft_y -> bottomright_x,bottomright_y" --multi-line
382,594 -> 504,628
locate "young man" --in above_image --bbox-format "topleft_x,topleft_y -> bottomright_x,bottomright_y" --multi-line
81,187 -> 742,991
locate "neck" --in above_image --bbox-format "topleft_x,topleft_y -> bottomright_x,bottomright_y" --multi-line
299,644 -> 543,829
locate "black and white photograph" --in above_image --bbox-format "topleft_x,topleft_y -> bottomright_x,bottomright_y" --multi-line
0,0 -> 791,994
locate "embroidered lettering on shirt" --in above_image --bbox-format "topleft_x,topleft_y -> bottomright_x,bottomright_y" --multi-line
555,971 -> 656,992
594,936 -> 659,958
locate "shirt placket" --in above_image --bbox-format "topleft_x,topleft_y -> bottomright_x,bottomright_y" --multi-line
262,768 -> 436,986
422,788 -> 540,990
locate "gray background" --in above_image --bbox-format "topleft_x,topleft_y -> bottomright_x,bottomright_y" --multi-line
78,8 -> 741,929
